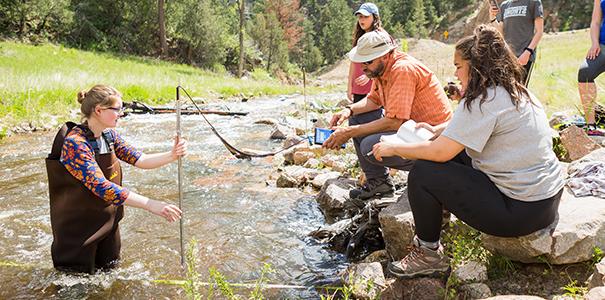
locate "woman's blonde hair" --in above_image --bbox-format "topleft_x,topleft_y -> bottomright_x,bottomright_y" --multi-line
77,85 -> 122,119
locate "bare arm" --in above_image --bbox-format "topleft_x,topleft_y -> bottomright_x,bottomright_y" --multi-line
526,17 -> 544,50
123,191 -> 181,222
329,96 -> 382,127
372,135 -> 465,163
587,0 -> 603,60
134,137 -> 187,169
347,62 -> 355,101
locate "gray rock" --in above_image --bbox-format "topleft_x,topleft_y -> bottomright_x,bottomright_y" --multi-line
585,286 -> 605,300
293,151 -> 315,165
276,172 -> 298,188
482,188 -> 605,264
378,190 -> 416,261
282,135 -> 305,148
316,178 -> 357,222
460,283 -> 492,299
588,258 -> 605,289
276,166 -> 319,188
453,261 -> 488,283
345,262 -> 386,300
311,171 -> 341,189
304,158 -> 321,169
270,124 -> 296,140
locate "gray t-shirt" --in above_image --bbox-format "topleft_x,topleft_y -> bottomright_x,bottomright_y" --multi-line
442,86 -> 564,201
496,0 -> 544,57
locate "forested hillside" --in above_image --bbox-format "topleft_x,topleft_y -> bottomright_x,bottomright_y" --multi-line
0,0 -> 595,78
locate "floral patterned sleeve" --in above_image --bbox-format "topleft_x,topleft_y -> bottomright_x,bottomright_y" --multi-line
60,128 -> 130,206
108,129 -> 142,165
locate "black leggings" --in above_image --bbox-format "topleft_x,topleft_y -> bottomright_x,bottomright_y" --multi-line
578,45 -> 605,83
408,152 -> 562,243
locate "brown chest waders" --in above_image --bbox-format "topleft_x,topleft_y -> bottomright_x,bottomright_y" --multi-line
46,122 -> 124,274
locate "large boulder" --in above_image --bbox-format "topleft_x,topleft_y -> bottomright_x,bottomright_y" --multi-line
482,189 -> 605,264
316,178 -> 357,222
378,189 -> 416,261
311,171 -> 341,189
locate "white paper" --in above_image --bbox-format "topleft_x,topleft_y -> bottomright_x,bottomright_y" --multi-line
380,120 -> 433,144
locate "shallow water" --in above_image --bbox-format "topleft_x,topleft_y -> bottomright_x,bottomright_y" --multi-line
0,94 -> 348,299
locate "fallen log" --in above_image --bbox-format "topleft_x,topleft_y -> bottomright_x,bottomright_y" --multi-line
123,101 -> 248,116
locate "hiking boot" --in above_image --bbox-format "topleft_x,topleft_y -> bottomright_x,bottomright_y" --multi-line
388,236 -> 450,279
349,177 -> 394,200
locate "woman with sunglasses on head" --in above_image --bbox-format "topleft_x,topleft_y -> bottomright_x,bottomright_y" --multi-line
371,25 -> 564,279
46,84 -> 186,274
347,2 -> 383,104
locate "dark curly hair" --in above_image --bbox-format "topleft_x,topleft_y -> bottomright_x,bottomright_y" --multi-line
352,13 -> 382,46
455,24 -> 530,111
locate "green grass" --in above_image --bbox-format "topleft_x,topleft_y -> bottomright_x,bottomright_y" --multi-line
531,29 -> 605,114
0,41 -> 331,129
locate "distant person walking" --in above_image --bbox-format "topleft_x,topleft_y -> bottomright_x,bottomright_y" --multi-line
577,0 -> 605,136
489,0 -> 544,86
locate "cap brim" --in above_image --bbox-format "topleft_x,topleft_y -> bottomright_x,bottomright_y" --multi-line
354,9 -> 372,16
348,45 -> 395,63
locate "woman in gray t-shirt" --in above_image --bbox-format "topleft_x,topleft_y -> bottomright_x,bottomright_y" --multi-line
371,25 -> 564,279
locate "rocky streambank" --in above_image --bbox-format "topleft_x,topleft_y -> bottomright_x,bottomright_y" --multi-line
264,111 -> 605,299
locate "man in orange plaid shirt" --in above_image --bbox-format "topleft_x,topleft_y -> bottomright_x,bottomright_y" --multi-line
324,30 -> 452,200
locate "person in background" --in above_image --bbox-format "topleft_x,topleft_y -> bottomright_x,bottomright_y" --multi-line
489,0 -> 544,86
323,30 -> 452,200
46,84 -> 185,274
347,2 -> 382,104
577,0 -> 605,136
371,25 -> 564,279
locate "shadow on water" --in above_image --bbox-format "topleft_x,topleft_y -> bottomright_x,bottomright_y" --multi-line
0,93 -> 347,298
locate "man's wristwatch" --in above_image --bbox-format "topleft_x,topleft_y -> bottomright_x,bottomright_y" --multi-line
524,47 -> 535,55
345,105 -> 354,116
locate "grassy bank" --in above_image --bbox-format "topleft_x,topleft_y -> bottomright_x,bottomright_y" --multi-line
0,41 -> 333,133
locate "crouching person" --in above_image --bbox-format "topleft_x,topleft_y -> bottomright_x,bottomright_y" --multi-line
371,25 -> 565,278
46,84 -> 185,274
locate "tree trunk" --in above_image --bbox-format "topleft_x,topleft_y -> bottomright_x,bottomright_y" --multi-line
237,0 -> 245,77
158,0 -> 168,56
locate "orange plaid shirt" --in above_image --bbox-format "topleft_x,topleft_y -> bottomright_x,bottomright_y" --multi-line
367,51 -> 452,125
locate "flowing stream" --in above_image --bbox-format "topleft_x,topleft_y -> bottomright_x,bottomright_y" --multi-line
0,93 -> 348,299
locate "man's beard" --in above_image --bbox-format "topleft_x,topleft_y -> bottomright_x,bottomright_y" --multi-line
364,62 -> 385,78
